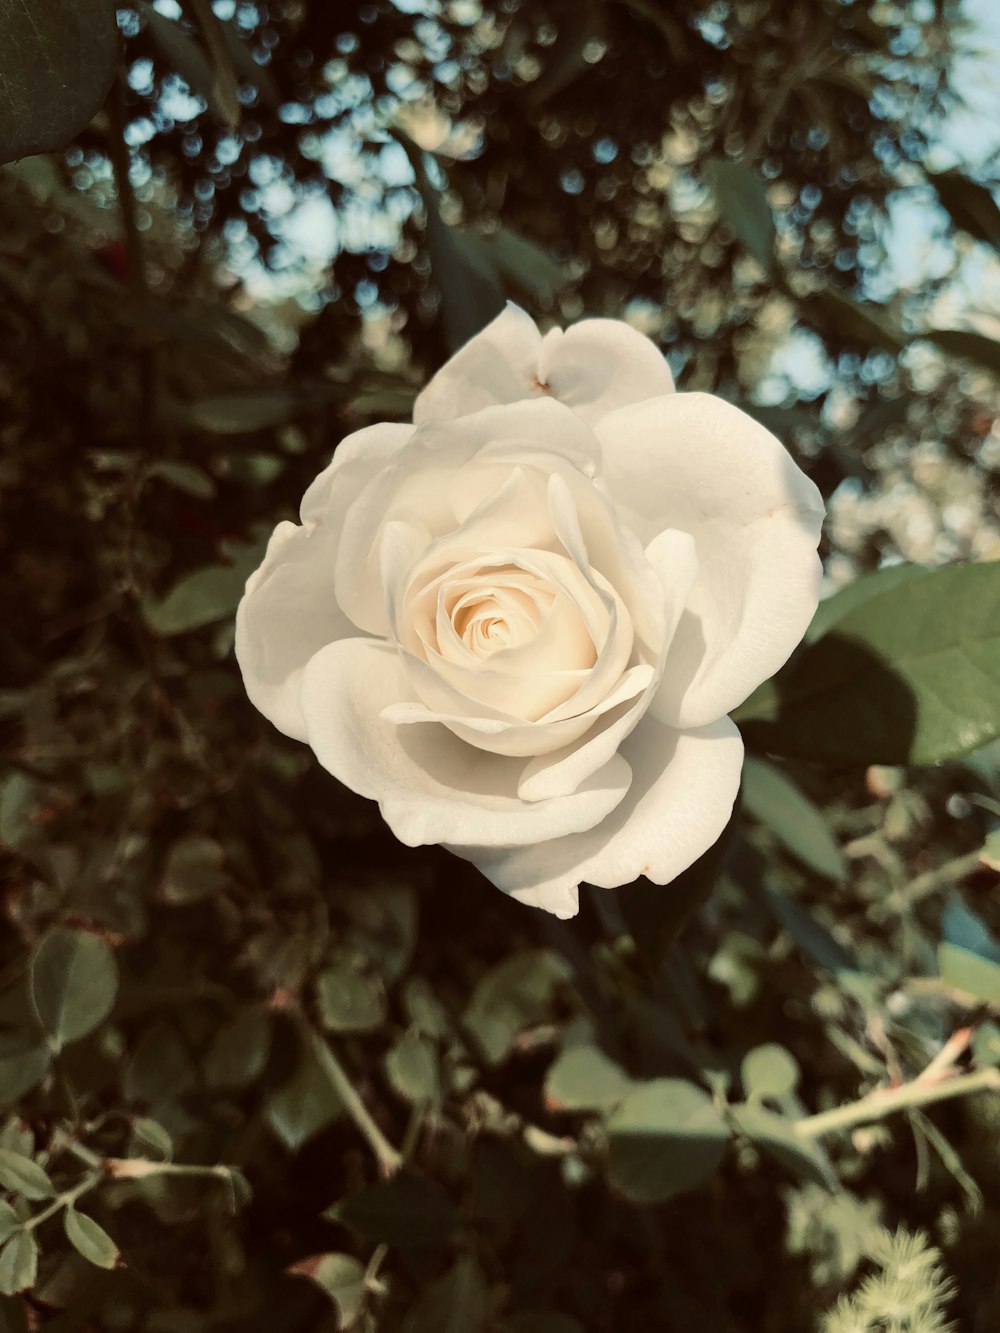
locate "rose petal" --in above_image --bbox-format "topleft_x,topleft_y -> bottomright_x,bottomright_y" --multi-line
596,393 -> 824,728
462,716 -> 743,916
300,422 -> 415,526
516,530 -> 697,799
413,304 -> 543,426
335,397 -> 600,636
413,304 -> 675,428
234,520 -> 353,742
300,638 -> 633,848
536,318 -> 675,426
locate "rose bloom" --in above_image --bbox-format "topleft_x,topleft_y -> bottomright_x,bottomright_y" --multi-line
236,306 -> 824,919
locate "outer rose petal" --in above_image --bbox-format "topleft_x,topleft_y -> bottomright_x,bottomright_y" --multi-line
536,318 -> 675,426
234,422 -> 413,738
234,520 -> 354,742
300,639 -> 633,850
461,716 -> 743,918
413,304 -> 542,425
596,393 -> 824,729
414,304 -> 674,428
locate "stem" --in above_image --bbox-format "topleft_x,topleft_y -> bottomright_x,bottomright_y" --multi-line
794,1067 -> 1000,1140
303,1024 -> 402,1177
899,849 -> 984,908
23,1173 -> 101,1232
107,68 -> 146,294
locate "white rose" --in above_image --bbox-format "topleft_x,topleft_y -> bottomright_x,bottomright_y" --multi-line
235,305 -> 824,919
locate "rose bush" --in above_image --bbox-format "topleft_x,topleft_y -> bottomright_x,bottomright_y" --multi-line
236,306 -> 824,918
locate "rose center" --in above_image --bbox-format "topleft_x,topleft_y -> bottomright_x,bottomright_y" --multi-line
449,581 -> 548,659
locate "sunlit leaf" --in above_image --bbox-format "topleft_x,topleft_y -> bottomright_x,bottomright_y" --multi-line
738,562 -> 1000,765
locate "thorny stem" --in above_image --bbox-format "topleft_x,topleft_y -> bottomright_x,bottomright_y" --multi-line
794,1066 -> 1000,1139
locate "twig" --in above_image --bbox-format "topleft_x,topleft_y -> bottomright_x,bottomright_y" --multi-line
794,1067 -> 1000,1140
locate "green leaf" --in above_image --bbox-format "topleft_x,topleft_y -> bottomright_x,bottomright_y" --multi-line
617,795 -> 741,971
705,158 -> 778,275
0,0 -> 118,165
129,1117 -> 173,1162
181,385 -> 343,434
941,897 -> 1000,965
741,757 -> 846,881
63,1209 -> 118,1270
463,950 -> 569,1064
142,545 -> 264,636
384,1028 -> 440,1106
315,967 -> 386,1034
288,1253 -> 366,1329
394,132 -> 505,352
0,1150 -> 54,1201
804,565 -> 925,645
763,887 -> 858,975
0,1231 -> 36,1297
473,226 -> 569,304
0,773 -> 40,850
938,943 -> 1000,1006
740,1044 -> 800,1100
737,562 -> 1000,765
545,1045 -> 633,1112
265,1028 -> 344,1152
925,327 -> 1000,376
606,1079 -> 728,1205
972,1022 -> 1000,1068
0,1033 -> 50,1107
202,1007 -> 272,1092
810,287 -> 904,353
0,1205 -> 19,1246
146,460 -> 216,500
729,1104 -> 836,1188
29,928 -> 118,1050
332,1175 -> 458,1248
161,835 -> 230,905
929,169 -> 1000,253
401,1254 -> 489,1333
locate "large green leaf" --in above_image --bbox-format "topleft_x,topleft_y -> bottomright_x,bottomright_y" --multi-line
0,0 -> 118,165
805,565 -> 925,644
606,1078 -> 728,1204
929,169 -> 1000,254
741,756 -> 846,881
29,928 -> 118,1051
738,562 -> 1000,765
925,327 -> 1000,376
704,158 -> 778,275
